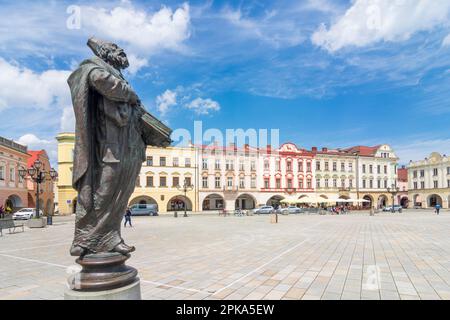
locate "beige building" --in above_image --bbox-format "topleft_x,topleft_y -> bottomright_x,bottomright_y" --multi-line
407,152 -> 450,209
56,133 -> 198,215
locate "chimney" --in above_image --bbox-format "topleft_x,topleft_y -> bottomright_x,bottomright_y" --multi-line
267,144 -> 272,154
322,147 -> 328,152
312,147 -> 317,152
244,143 -> 249,150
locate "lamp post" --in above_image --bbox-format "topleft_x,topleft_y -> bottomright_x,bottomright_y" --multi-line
387,183 -> 400,213
19,160 -> 58,224
177,179 -> 193,217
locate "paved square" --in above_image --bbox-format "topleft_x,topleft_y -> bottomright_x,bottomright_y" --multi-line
1,210 -> 450,300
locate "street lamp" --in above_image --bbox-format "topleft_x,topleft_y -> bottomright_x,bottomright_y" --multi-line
387,183 -> 400,213
177,179 -> 193,217
19,160 -> 58,224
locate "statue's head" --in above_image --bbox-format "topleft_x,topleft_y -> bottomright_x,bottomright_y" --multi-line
87,37 -> 129,70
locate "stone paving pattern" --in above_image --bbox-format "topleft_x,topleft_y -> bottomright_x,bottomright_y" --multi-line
0,209 -> 450,300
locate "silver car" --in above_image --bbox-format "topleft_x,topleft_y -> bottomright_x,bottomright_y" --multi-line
13,208 -> 43,220
281,206 -> 301,215
253,206 -> 274,214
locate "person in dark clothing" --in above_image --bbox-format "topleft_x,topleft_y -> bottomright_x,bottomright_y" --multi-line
124,207 -> 132,227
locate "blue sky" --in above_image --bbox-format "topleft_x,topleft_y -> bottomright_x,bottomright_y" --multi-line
1,0 -> 450,165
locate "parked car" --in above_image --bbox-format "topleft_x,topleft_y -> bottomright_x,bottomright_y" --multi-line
281,206 -> 301,215
13,208 -> 43,220
382,205 -> 403,212
253,206 -> 274,214
129,204 -> 158,216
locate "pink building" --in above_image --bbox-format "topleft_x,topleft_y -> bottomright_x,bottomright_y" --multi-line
27,150 -> 55,215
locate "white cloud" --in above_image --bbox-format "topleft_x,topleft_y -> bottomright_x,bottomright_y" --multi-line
82,2 -> 191,54
312,0 -> 450,52
186,97 -> 220,115
0,58 -> 71,111
156,89 -> 177,114
60,106 -> 75,133
126,54 -> 148,75
16,133 -> 57,165
442,33 -> 450,47
394,138 -> 450,164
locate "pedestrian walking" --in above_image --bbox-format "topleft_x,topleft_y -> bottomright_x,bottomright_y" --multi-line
435,204 -> 441,215
124,207 -> 133,227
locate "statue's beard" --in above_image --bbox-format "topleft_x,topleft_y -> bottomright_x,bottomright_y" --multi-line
107,53 -> 129,70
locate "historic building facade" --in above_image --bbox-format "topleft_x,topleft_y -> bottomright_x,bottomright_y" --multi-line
0,136 -> 29,212
27,150 -> 55,215
56,132 -> 400,213
407,152 -> 450,209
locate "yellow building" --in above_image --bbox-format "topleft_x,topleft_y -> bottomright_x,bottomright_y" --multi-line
56,133 -> 198,215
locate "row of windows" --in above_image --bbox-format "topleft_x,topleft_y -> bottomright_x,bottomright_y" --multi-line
412,167 -> 450,178
317,179 -> 354,189
316,161 -> 354,172
263,178 -> 313,189
145,156 -> 191,167
137,176 -> 192,188
361,179 -> 389,189
362,164 -> 388,174
413,180 -> 450,189
0,165 -> 23,183
202,159 -> 257,171
201,176 -> 257,189
264,160 -> 312,172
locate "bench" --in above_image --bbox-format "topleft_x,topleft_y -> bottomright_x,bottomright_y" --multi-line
0,218 -> 25,236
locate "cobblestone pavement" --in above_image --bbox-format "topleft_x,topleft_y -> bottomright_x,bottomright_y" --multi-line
1,209 -> 450,300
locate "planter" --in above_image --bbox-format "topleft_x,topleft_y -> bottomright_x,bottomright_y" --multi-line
27,217 -> 47,228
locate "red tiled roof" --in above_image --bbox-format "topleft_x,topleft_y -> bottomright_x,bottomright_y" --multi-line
342,145 -> 381,157
27,150 -> 48,168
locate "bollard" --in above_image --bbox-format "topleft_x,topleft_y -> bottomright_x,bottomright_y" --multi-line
174,211 -> 178,218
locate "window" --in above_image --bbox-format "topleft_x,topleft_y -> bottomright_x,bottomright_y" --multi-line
0,165 -> 4,180
215,159 -> 221,170
316,180 -> 320,188
146,176 -> 153,187
306,178 -> 312,189
362,164 -> 366,173
325,179 -> 329,188
369,179 -> 373,188
413,170 -> 417,178
341,162 -> 345,172
420,170 -> 425,177
448,180 -> 450,188
275,178 -> 281,189
384,165 -> 387,174
306,162 -> 311,172
341,179 -> 345,188
377,165 -> 381,174
377,180 -> 381,189
227,177 -> 233,187
299,161 -> 304,172
173,157 -> 179,167
239,161 -> 245,171
264,179 -> 270,189
160,176 -> 167,187
172,176 -> 180,187
226,160 -> 234,170
420,181 -> 425,189
349,179 -> 353,188
447,167 -> 450,175
202,176 -> 208,188
9,167 -> 14,182
384,180 -> 388,189
325,162 -> 329,171
333,162 -> 337,172
333,179 -> 337,188
275,160 -> 280,171
316,162 -> 321,171
264,159 -> 269,170
251,161 -> 256,171
349,163 -> 353,172
413,182 -> 418,189
239,177 -> 245,188
185,158 -> 191,167
287,161 -> 292,172
215,177 -> 221,188
299,179 -> 304,189
362,180 -> 366,188
146,156 -> 153,166
287,179 -> 292,188
202,158 -> 208,170
160,157 -> 166,166
434,181 -> 438,188
433,168 -> 438,176
251,177 -> 256,188
185,177 -> 192,186
369,165 -> 373,174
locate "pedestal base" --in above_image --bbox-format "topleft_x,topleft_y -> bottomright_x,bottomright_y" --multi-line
65,279 -> 141,300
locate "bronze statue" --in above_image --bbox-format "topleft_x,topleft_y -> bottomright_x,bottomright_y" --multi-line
67,38 -> 171,291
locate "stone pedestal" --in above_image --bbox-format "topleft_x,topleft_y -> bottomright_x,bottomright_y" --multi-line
65,279 -> 141,300
27,217 -> 47,228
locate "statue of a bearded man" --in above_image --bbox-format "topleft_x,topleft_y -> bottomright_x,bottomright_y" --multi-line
67,38 -> 169,258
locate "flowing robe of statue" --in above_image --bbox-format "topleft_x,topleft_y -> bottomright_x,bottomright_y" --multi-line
67,55 -> 146,255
